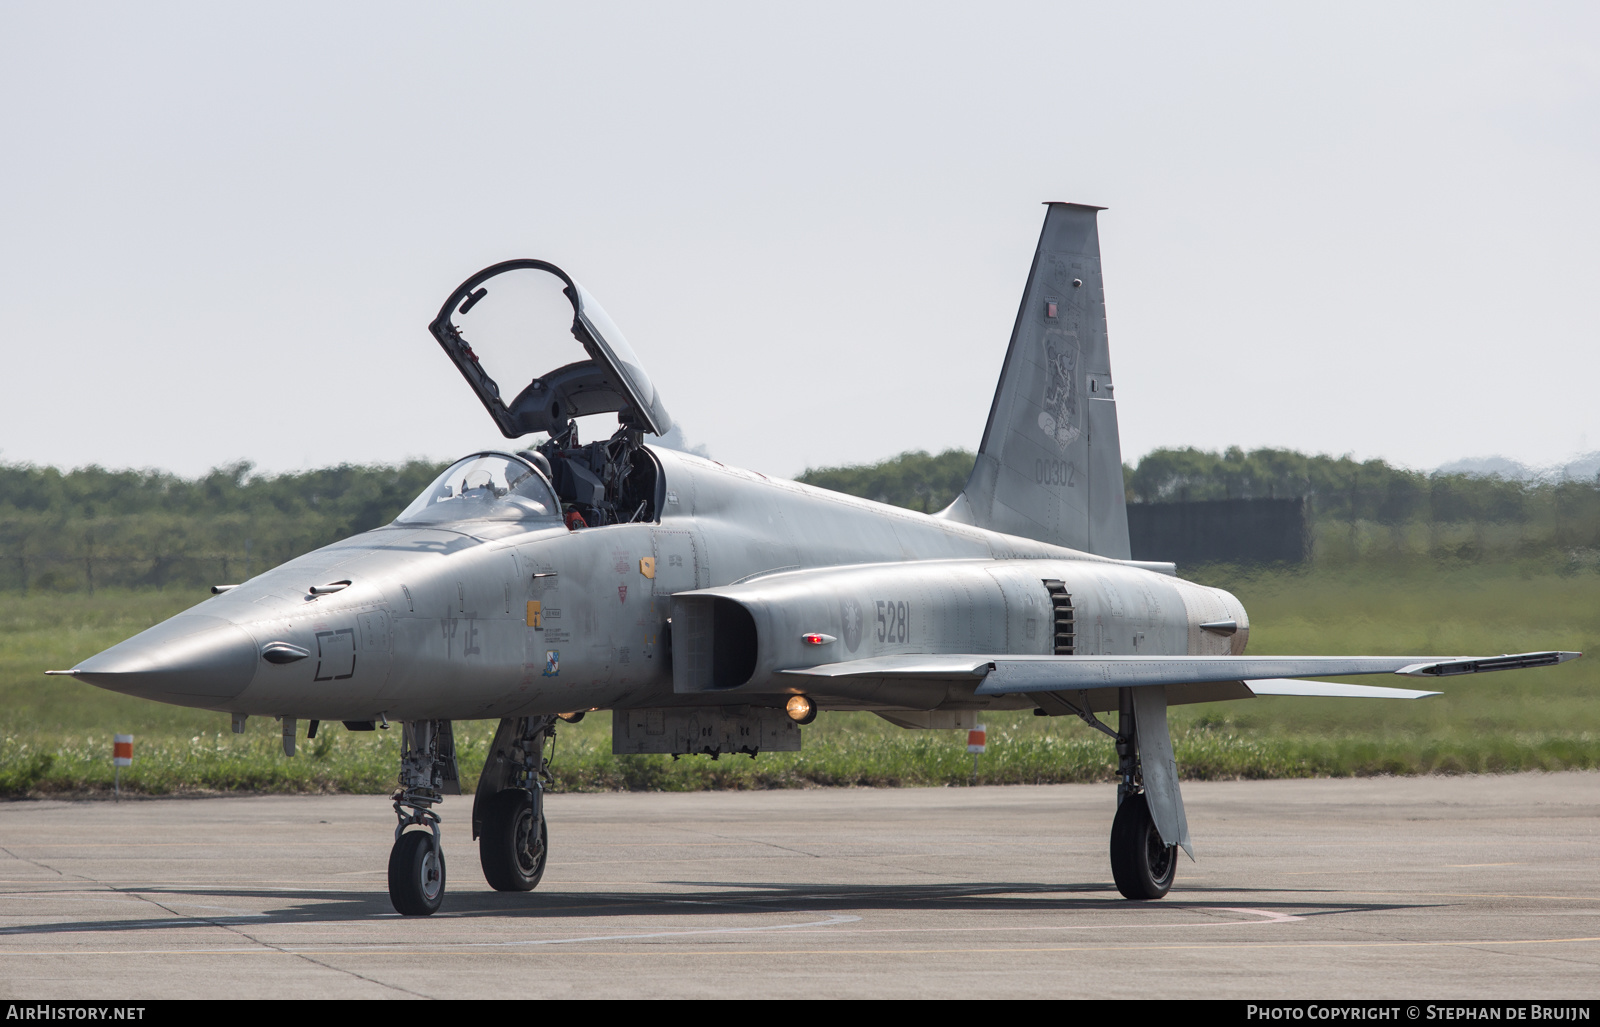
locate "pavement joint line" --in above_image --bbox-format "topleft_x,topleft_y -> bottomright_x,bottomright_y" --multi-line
0,908 -> 1299,934
1338,889 -> 1600,902
0,847 -> 66,878
22,860 -> 432,1000
108,891 -> 364,984
0,908 -> 1322,942
4,936 -> 1599,958
0,900 -> 1328,936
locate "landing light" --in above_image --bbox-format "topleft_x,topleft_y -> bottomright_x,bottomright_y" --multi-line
785,694 -> 817,725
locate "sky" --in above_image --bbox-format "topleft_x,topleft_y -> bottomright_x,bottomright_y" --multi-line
1,2 -> 1596,480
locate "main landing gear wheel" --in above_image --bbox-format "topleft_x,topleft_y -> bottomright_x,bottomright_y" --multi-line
1109,793 -> 1176,900
389,830 -> 447,916
479,789 -> 548,892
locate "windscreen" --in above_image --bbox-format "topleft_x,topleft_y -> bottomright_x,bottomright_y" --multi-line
394,453 -> 560,526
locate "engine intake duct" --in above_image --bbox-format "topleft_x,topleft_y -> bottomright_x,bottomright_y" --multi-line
672,595 -> 758,691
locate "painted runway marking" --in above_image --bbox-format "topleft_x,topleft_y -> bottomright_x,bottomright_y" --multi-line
0,906 -> 1307,947
720,906 -> 1306,936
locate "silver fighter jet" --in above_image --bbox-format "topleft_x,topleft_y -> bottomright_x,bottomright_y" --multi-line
54,204 -> 1579,915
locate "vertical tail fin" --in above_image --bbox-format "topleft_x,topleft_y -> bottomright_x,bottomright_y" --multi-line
942,202 -> 1131,559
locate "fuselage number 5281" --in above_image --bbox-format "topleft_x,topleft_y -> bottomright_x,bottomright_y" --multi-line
876,600 -> 909,644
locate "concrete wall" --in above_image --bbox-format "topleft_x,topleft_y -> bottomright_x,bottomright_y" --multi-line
1127,497 -> 1308,567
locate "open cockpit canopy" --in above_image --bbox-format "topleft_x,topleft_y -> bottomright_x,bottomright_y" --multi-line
429,260 -> 673,439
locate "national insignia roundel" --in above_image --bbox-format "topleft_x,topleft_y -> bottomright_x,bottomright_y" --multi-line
841,598 -> 864,653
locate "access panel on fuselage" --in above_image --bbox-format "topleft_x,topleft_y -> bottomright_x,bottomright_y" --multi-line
651,529 -> 700,595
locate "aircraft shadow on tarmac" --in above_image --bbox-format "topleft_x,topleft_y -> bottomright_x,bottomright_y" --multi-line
1,881 -> 1431,936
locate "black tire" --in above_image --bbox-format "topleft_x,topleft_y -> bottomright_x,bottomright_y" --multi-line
1109,793 -> 1176,900
388,830 -> 446,916
479,789 -> 548,892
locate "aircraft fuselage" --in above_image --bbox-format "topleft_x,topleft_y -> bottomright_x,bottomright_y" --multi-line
75,445 -> 1247,723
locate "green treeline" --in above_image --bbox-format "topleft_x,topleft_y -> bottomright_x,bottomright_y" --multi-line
796,448 -> 974,513
799,444 -> 1600,535
1123,446 -> 1600,565
0,460 -> 447,593
3,445 -> 1598,593
1125,445 -> 1538,521
800,446 -> 1600,566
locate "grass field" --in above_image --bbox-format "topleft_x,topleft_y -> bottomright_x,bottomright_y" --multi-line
2,559 -> 1596,797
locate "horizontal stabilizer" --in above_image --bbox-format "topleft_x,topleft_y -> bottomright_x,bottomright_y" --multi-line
781,651 -> 1578,694
1243,678 -> 1440,699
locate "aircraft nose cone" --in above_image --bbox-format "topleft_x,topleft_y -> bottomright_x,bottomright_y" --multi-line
72,614 -> 259,706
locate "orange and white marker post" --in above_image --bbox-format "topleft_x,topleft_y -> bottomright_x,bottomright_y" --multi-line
967,724 -> 986,784
112,734 -> 133,799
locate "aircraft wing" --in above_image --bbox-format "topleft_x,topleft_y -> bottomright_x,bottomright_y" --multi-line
779,651 -> 1578,696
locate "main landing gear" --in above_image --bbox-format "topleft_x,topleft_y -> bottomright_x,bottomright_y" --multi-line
385,715 -> 558,916
479,789 -> 548,891
1043,687 -> 1180,900
474,716 -> 556,893
1110,793 -> 1175,900
1107,688 -> 1177,900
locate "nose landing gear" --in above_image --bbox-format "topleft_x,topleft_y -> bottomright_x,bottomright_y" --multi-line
387,720 -> 460,916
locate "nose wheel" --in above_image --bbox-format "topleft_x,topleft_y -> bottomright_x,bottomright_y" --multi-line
389,828 -> 447,915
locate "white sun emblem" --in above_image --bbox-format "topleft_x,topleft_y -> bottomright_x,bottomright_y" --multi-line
841,599 -> 864,652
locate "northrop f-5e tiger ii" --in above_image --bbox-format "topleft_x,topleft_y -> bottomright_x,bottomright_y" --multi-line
54,203 -> 1579,915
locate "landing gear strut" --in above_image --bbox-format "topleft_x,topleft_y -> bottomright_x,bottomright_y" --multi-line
388,720 -> 460,916
474,715 -> 557,892
1108,688 -> 1176,900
